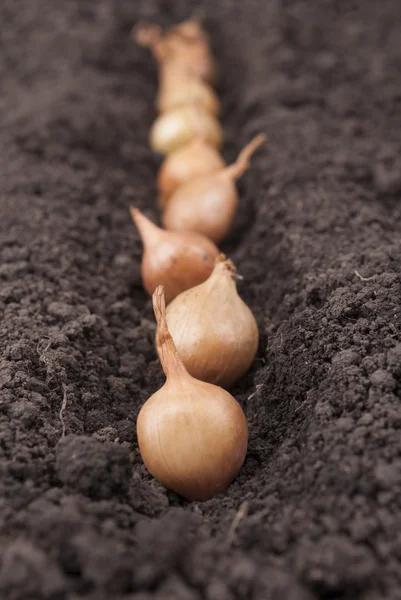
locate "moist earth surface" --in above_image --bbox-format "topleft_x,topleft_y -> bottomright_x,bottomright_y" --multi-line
1,1 -> 401,599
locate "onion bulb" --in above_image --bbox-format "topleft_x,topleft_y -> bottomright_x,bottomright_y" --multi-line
157,139 -> 225,208
137,286 -> 248,501
162,134 -> 265,242
157,63 -> 220,115
134,18 -> 218,85
130,207 -> 219,304
166,254 -> 259,388
134,23 -> 166,62
150,104 -> 223,155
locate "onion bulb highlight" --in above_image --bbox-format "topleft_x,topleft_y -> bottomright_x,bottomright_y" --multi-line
150,104 -> 223,155
137,286 -> 248,501
162,134 -> 265,242
130,207 -> 219,304
157,139 -> 225,208
166,255 -> 259,388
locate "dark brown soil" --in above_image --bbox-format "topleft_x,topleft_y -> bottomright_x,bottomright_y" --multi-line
1,1 -> 401,598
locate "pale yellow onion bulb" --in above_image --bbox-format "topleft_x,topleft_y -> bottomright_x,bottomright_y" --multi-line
150,105 -> 223,155
130,207 -> 219,305
166,255 -> 259,388
162,134 -> 265,242
137,286 -> 248,501
157,139 -> 225,208
157,63 -> 220,115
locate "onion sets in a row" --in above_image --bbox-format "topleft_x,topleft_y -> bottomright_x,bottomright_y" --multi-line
135,16 -> 265,243
138,287 -> 248,501
131,17 -> 264,501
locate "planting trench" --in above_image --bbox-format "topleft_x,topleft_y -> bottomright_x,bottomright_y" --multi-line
1,0 -> 401,598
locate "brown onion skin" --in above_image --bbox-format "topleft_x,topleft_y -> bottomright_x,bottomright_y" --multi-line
137,286 -> 248,501
134,19 -> 218,85
162,171 -> 236,243
160,19 -> 218,85
157,139 -> 225,208
157,64 -> 220,115
137,376 -> 248,501
162,134 -> 266,242
166,256 -> 259,388
130,208 -> 219,305
164,49 -> 218,87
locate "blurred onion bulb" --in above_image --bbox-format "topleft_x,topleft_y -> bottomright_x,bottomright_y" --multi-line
163,134 -> 265,242
157,138 -> 225,208
157,63 -> 220,115
134,17 -> 218,84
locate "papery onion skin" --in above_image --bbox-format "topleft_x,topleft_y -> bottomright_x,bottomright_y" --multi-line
137,377 -> 248,501
162,134 -> 265,242
134,19 -> 218,85
157,139 -> 225,208
159,18 -> 218,85
157,65 -> 220,115
137,286 -> 248,501
130,207 -> 219,304
162,172 -> 236,243
165,256 -> 259,388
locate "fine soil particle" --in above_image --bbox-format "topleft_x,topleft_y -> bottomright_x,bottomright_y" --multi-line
1,1 -> 401,599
